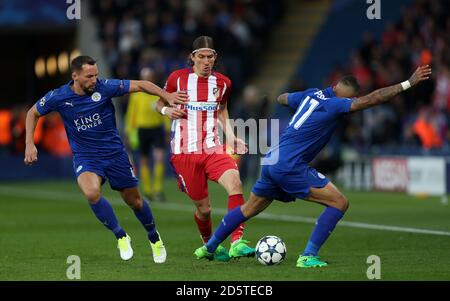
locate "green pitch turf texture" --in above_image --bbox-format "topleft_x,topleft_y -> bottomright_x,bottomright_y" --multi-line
0,180 -> 449,281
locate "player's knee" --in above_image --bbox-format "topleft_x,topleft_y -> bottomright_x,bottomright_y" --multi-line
195,204 -> 211,219
84,188 -> 101,203
128,196 -> 143,210
335,194 -> 349,212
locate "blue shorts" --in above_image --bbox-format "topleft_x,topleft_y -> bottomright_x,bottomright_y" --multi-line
73,150 -> 138,191
251,164 -> 329,202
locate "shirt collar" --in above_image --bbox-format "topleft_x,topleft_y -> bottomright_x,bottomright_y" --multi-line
323,86 -> 336,98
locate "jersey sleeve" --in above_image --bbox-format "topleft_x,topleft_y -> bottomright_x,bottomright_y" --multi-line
287,92 -> 305,109
35,90 -> 58,116
287,88 -> 316,109
327,97 -> 353,114
101,79 -> 130,97
220,77 -> 232,105
164,72 -> 178,93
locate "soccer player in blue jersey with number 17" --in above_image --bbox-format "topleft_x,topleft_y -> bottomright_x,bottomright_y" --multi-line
24,56 -> 188,263
195,65 -> 432,268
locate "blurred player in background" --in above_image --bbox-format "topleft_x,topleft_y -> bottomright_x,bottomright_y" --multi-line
156,36 -> 255,261
24,55 -> 187,263
125,67 -> 170,202
195,65 -> 432,267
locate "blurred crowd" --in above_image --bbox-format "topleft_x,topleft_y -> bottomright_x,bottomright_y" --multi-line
91,0 -> 284,98
0,107 -> 71,157
323,0 -> 450,153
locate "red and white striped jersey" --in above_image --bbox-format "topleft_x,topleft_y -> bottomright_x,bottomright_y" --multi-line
164,68 -> 232,154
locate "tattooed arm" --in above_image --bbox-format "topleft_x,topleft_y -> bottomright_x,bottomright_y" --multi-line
350,65 -> 432,112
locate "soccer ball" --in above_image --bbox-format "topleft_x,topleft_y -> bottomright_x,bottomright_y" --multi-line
255,235 -> 287,266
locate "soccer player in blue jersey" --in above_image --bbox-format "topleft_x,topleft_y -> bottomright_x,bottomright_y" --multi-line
194,65 -> 432,267
24,56 -> 187,263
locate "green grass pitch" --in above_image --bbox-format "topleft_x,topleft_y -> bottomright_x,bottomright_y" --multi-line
0,179 -> 449,280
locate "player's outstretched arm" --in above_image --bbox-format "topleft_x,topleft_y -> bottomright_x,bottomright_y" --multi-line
350,65 -> 432,112
24,106 -> 41,166
129,80 -> 188,106
155,98 -> 186,119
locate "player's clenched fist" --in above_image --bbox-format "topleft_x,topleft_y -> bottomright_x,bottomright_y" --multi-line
24,144 -> 38,165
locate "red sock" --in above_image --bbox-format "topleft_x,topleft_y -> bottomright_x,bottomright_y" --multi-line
194,212 -> 212,243
228,194 -> 246,243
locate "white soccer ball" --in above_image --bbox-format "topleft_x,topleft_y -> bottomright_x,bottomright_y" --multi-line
255,235 -> 287,266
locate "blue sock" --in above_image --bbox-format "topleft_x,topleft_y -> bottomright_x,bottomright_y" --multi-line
206,207 -> 248,253
302,206 -> 344,256
133,200 -> 159,243
89,196 -> 126,239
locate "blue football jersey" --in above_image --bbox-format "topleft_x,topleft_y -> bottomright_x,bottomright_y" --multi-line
266,87 -> 352,171
35,79 -> 130,158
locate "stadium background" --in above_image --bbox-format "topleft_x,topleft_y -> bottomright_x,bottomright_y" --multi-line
0,0 -> 449,281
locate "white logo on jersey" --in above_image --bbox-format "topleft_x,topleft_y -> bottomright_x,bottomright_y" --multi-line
130,168 -> 136,178
314,90 -> 327,100
39,97 -> 46,107
74,113 -> 102,131
91,92 -> 101,102
184,102 -> 219,111
317,172 -> 326,179
65,101 -> 74,107
213,87 -> 220,99
76,165 -> 83,173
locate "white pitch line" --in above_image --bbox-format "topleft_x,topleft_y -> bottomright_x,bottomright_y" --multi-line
1,185 -> 450,236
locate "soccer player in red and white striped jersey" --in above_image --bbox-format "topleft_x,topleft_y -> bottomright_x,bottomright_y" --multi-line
156,36 -> 255,261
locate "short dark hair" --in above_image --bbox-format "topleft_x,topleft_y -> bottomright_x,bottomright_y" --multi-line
339,75 -> 360,93
71,55 -> 96,72
192,36 -> 215,52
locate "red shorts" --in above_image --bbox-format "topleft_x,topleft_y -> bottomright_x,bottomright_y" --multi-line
170,151 -> 238,201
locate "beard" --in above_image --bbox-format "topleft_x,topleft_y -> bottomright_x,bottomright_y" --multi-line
82,84 -> 96,94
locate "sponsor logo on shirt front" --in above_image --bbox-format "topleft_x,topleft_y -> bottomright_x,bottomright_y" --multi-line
74,113 -> 102,131
183,101 -> 219,111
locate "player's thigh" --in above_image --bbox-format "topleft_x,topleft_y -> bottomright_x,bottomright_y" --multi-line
251,165 -> 296,203
306,182 -> 349,211
105,151 -> 139,191
217,169 -> 243,195
77,172 -> 102,202
171,154 -> 208,201
206,153 -> 242,194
